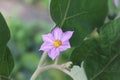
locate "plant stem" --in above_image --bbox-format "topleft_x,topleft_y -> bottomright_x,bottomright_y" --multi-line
30,64 -> 73,80
30,52 -> 47,80
39,52 -> 47,66
54,56 -> 59,64
30,52 -> 73,80
30,67 -> 41,80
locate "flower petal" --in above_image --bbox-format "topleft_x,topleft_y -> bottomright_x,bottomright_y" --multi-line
39,42 -> 53,51
52,27 -> 63,40
48,48 -> 60,60
61,31 -> 74,42
42,33 -> 54,43
59,41 -> 71,51
114,0 -> 119,7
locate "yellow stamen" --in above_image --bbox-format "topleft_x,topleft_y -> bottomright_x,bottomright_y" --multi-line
54,40 -> 62,48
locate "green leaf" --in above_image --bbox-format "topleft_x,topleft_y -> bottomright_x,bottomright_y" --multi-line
71,18 -> 120,80
0,14 -> 10,45
0,47 -> 14,76
50,0 -> 108,47
100,18 -> 120,54
70,39 -> 100,66
0,13 -> 14,77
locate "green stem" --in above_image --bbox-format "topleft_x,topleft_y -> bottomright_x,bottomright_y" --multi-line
54,56 -> 59,64
39,52 -> 47,66
30,63 -> 73,80
30,52 -> 47,80
30,52 -> 74,80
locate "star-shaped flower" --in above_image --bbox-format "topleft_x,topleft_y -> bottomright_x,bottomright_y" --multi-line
39,27 -> 74,60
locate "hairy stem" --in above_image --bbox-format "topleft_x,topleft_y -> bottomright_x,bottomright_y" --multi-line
30,51 -> 74,80
39,52 -> 47,66
30,60 -> 73,80
30,52 -> 47,80
54,56 -> 59,64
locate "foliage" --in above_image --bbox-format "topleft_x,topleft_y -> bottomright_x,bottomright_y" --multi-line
50,0 -> 120,80
1,0 -> 120,80
0,13 -> 14,79
50,0 -> 108,47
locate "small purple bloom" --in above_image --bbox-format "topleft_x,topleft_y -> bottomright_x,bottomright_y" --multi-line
39,27 -> 74,60
114,0 -> 119,7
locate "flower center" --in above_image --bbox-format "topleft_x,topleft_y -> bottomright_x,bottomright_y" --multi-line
54,40 -> 62,48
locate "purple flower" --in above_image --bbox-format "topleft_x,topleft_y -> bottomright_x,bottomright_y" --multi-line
39,27 -> 74,60
114,0 -> 119,7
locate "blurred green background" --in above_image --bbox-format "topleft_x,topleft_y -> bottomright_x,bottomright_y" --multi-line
0,0 -> 73,80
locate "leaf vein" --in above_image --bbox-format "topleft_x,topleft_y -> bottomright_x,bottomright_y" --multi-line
58,3 -> 62,19
90,54 -> 120,80
65,12 -> 87,20
60,0 -> 71,27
